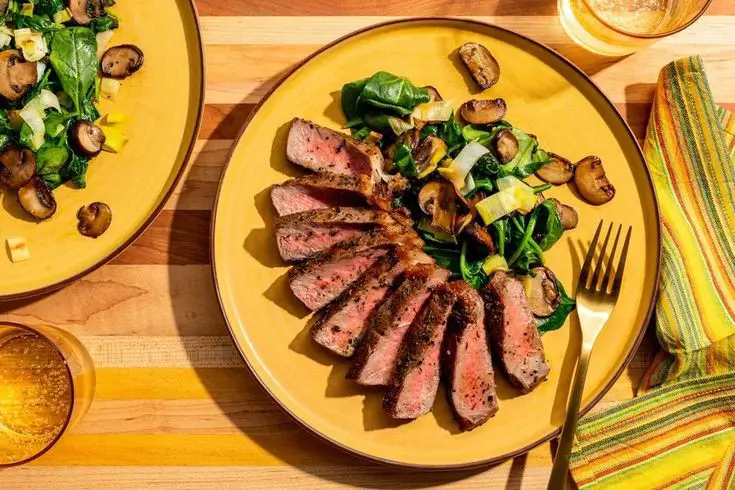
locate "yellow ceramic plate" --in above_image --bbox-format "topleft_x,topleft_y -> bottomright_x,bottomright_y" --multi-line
212,19 -> 660,468
0,0 -> 204,299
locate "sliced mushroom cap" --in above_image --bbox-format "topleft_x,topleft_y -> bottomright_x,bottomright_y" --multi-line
535,152 -> 574,185
68,0 -> 103,25
18,176 -> 56,220
0,49 -> 38,101
0,146 -> 36,189
548,198 -> 579,230
574,156 -> 616,205
100,44 -> 144,79
418,180 -> 457,234
423,85 -> 443,102
413,135 -> 447,178
528,266 -> 561,317
460,98 -> 507,125
69,120 -> 106,157
77,202 -> 112,238
463,221 -> 496,254
458,42 -> 500,90
494,129 -> 519,163
0,0 -> 8,14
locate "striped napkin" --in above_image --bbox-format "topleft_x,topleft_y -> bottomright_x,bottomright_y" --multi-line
569,56 -> 735,489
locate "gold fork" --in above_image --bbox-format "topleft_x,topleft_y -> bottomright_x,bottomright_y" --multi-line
548,220 -> 633,489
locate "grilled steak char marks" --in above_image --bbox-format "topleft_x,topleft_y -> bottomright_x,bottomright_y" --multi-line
384,284 -> 457,420
270,173 -> 390,217
311,248 -> 434,357
482,271 -> 550,393
275,207 -> 408,262
444,281 -> 499,431
347,265 -> 451,386
288,229 -> 421,311
286,118 -> 384,178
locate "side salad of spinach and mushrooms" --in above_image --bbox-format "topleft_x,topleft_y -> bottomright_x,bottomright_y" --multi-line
340,43 -> 617,332
0,0 -> 143,238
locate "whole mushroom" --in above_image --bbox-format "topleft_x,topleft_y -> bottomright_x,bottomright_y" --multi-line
527,266 -> 561,317
460,98 -> 507,125
494,129 -> 519,163
0,145 -> 36,189
100,45 -> 145,79
77,202 -> 112,238
18,176 -> 56,220
535,153 -> 575,185
0,49 -> 38,102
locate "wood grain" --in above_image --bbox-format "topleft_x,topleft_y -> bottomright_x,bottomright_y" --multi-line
4,2 -> 732,488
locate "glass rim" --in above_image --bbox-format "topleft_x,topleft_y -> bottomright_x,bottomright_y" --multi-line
0,322 -> 75,468
581,0 -> 712,39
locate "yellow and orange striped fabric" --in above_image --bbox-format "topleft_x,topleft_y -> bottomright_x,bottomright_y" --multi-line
570,56 -> 735,489
3,1 -> 735,487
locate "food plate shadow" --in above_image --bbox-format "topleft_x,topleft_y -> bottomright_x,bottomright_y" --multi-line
289,314 -> 335,367
431,386 -> 462,435
271,120 -> 307,178
264,271 -> 310,319
323,90 -> 347,127
2,190 -> 37,223
362,391 -> 411,432
244,187 -> 283,268
324,361 -> 367,397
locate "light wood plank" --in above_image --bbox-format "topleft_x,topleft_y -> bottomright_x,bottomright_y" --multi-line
166,139 -> 232,211
202,43 -> 735,104
0,265 -> 227,337
199,16 -> 735,46
1,464 -> 555,489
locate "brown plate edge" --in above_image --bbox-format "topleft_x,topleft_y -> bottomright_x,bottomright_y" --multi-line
0,0 -> 207,302
209,17 -> 662,470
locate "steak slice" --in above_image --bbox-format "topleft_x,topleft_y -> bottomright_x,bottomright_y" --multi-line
384,285 -> 457,420
481,271 -> 550,393
270,173 -> 390,217
275,207 -> 407,262
288,229 -> 419,311
444,281 -> 499,431
347,265 -> 450,386
311,247 -> 434,357
286,118 -> 383,178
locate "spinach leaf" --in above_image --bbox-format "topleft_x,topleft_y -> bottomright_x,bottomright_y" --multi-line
341,78 -> 367,121
44,111 -> 77,140
464,177 -> 494,198
392,142 -> 417,178
62,152 -> 89,188
436,114 -> 464,156
363,112 -> 412,135
49,28 -> 98,119
33,0 -> 65,15
532,183 -> 552,194
462,124 -> 492,146
513,147 -> 554,178
472,153 -> 503,179
460,241 -> 489,290
351,126 -> 371,141
535,200 -> 564,251
536,279 -> 576,333
360,71 -> 429,116
89,15 -> 119,33
491,218 -> 509,256
15,14 -> 61,34
423,243 -> 461,276
36,144 -> 70,189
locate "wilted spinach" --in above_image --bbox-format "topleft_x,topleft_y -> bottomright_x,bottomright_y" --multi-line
460,241 -> 488,290
89,15 -> 119,33
392,142 -> 417,178
33,0 -> 65,15
423,243 -> 461,277
36,144 -> 70,189
513,147 -> 554,178
436,114 -> 464,156
536,280 -> 576,333
341,71 -> 429,122
472,153 -> 503,179
49,28 -> 98,120
14,14 -> 61,34
502,129 -> 537,175
535,200 -> 564,251
491,218 -> 509,256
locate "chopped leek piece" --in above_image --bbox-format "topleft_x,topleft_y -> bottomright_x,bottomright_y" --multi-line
20,2 -> 33,16
475,184 -> 536,225
482,254 -> 508,275
96,30 -> 114,58
411,100 -> 453,122
54,8 -> 73,24
100,77 -> 121,99
438,141 -> 488,192
101,125 -> 128,153
6,237 -> 30,263
16,30 -> 47,62
0,32 -> 10,48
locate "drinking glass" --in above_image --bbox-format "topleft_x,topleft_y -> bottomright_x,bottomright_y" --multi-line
0,322 -> 95,466
559,0 -> 712,56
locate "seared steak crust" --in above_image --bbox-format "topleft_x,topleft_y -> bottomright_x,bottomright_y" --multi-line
310,247 -> 433,357
384,284 -> 457,420
482,271 -> 550,393
444,281 -> 499,431
347,265 -> 450,386
286,118 -> 383,178
275,207 -> 407,262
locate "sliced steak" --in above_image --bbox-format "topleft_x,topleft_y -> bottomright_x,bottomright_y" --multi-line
311,247 -> 434,357
275,207 -> 407,262
286,118 -> 383,178
288,229 -> 419,311
384,285 -> 457,420
270,173 -> 390,217
347,265 -> 450,386
481,271 -> 550,393
444,281 -> 498,431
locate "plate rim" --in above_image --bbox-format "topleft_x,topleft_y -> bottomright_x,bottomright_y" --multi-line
210,16 -> 662,470
0,0 -> 207,301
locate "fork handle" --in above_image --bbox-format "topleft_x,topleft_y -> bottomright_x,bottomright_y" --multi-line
547,343 -> 593,490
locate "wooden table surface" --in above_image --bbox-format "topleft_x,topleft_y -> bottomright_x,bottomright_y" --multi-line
3,1 -> 734,488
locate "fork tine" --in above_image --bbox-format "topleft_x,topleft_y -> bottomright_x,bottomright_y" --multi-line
602,225 -> 623,293
591,222 -> 613,291
611,226 -> 632,296
580,220 -> 603,289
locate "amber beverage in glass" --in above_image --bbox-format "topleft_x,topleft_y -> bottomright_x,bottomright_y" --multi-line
0,322 -> 95,466
559,0 -> 712,56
